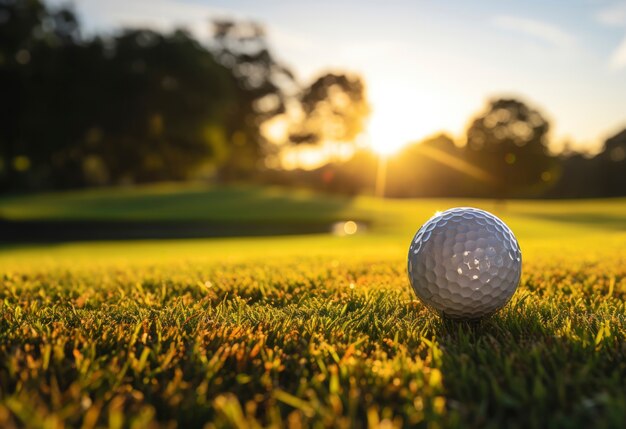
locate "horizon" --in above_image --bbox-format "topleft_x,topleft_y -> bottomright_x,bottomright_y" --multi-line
50,0 -> 626,155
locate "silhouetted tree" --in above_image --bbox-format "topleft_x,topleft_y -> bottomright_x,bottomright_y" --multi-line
465,98 -> 556,197
289,73 -> 369,146
543,153 -> 601,198
1,6 -> 371,190
2,2 -> 623,198
1,3 -> 241,189
0,0 -> 74,188
83,29 -> 237,184
211,20 -> 295,179
598,128 -> 626,196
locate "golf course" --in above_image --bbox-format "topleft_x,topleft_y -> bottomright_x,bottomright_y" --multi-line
3,1 -> 626,427
0,185 -> 624,428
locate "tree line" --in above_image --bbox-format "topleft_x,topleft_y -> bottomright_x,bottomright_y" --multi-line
266,97 -> 625,198
1,0 -> 624,198
0,0 -> 367,190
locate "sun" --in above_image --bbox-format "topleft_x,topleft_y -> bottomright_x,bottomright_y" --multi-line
364,77 -> 456,156
366,90 -> 435,155
368,112 -> 415,155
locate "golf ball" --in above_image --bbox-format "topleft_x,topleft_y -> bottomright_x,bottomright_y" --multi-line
407,207 -> 522,320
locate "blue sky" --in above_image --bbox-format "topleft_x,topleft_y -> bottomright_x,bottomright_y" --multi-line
52,0 -> 626,153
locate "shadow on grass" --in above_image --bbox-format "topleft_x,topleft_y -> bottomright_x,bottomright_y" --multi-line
0,219 -> 346,243
428,303 -> 626,428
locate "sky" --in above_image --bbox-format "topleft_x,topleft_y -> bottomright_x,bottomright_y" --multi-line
51,0 -> 626,154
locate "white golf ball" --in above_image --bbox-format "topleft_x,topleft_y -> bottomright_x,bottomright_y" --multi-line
407,207 -> 522,320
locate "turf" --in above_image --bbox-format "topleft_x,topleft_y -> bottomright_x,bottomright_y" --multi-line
0,184 -> 356,223
0,186 -> 625,428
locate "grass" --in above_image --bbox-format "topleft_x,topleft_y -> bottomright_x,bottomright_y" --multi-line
0,184 -> 356,223
0,184 -> 625,428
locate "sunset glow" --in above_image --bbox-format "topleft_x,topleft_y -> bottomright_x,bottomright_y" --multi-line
367,108 -> 414,155
366,79 -> 460,155
64,0 -> 626,153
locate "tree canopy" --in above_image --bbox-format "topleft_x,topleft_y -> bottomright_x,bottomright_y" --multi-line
289,73 -> 369,145
0,1 -> 623,198
465,98 -> 556,197
0,2 -> 370,190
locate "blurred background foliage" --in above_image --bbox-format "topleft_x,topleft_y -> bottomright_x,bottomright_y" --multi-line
0,0 -> 624,198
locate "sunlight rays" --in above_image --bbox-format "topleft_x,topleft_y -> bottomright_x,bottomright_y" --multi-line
417,144 -> 494,183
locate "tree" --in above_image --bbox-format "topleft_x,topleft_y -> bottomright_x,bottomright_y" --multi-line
211,22 -> 370,174
598,128 -> 626,196
211,20 -> 295,179
0,2 -> 239,189
289,73 -> 369,146
465,98 -> 556,197
0,0 -> 59,188
83,29 -> 237,184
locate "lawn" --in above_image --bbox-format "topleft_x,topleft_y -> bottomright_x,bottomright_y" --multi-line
0,185 -> 625,428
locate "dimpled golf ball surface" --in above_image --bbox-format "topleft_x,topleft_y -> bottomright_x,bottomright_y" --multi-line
408,207 -> 522,320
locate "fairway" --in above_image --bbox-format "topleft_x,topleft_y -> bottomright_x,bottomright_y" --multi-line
0,187 -> 625,428
5,1 -> 626,427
